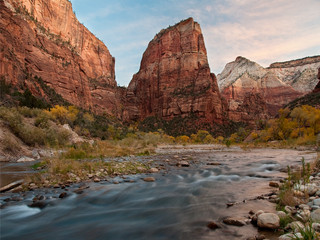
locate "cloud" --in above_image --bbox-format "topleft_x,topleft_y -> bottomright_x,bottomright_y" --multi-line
72,0 -> 320,85
200,0 -> 320,73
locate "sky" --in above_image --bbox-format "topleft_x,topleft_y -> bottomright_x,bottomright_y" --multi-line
70,0 -> 320,86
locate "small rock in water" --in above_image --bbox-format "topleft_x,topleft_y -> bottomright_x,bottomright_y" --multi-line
29,201 -> 48,209
206,162 -> 221,166
178,161 -> 190,167
59,192 -> 68,199
53,184 -> 60,188
223,217 -> 246,226
269,181 -> 279,188
143,177 -> 155,182
93,177 -> 100,182
207,221 -> 220,230
227,202 -> 235,207
149,168 -> 159,173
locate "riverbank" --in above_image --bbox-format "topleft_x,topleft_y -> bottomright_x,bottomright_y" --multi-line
0,146 -> 318,239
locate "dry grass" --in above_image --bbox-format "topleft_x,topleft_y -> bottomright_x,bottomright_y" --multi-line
27,157 -> 151,186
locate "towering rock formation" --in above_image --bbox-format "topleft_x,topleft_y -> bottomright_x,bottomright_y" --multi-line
218,56 -> 320,123
0,0 -> 119,115
123,18 -> 223,125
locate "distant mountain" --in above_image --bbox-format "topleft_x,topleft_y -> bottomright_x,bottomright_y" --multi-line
217,56 -> 320,123
285,67 -> 320,109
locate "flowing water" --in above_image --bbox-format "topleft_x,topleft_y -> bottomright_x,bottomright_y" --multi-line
0,146 -> 317,240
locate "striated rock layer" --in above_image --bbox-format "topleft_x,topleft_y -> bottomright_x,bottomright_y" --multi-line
0,0 -> 119,115
123,18 -> 223,124
218,56 -> 320,123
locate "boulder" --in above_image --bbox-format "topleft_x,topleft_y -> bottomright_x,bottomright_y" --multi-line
257,213 -> 280,229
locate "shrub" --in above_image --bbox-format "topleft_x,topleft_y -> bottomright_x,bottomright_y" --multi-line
176,135 -> 190,144
216,136 -> 224,144
2,135 -> 21,153
203,134 -> 214,143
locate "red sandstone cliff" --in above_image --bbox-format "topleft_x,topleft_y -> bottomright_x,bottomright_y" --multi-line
123,18 -> 223,124
0,0 -> 119,115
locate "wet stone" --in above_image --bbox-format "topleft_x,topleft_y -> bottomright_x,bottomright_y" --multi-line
269,181 -> 279,188
143,177 -> 155,182
223,217 -> 246,226
29,201 -> 48,209
178,161 -> 190,167
207,221 -> 220,230
149,168 -> 159,173
59,192 -> 68,199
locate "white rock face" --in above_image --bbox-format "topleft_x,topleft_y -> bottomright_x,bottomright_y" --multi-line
217,56 -> 269,91
218,55 -> 320,93
269,58 -> 320,92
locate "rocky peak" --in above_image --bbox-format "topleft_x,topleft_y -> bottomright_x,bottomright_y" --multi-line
217,56 -> 267,91
123,18 -> 223,124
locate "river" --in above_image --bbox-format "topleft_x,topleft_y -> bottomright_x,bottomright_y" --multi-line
0,146 -> 317,239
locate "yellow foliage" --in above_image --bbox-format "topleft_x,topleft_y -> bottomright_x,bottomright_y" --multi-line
290,128 -> 299,139
216,136 -> 224,143
203,134 -> 214,143
176,135 -> 190,143
47,105 -> 79,125
83,112 -> 94,123
229,133 -> 238,143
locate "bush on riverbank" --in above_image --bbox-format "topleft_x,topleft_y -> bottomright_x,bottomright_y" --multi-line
232,105 -> 320,148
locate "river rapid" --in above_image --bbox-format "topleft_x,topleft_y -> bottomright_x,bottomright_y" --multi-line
0,146 -> 317,240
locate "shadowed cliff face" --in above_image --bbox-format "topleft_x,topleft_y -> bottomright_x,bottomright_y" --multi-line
123,18 -> 224,124
314,68 -> 320,93
0,0 -> 119,115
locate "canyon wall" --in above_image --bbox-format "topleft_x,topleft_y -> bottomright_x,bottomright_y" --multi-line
123,18 -> 224,125
218,56 -> 320,123
0,0 -> 119,115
